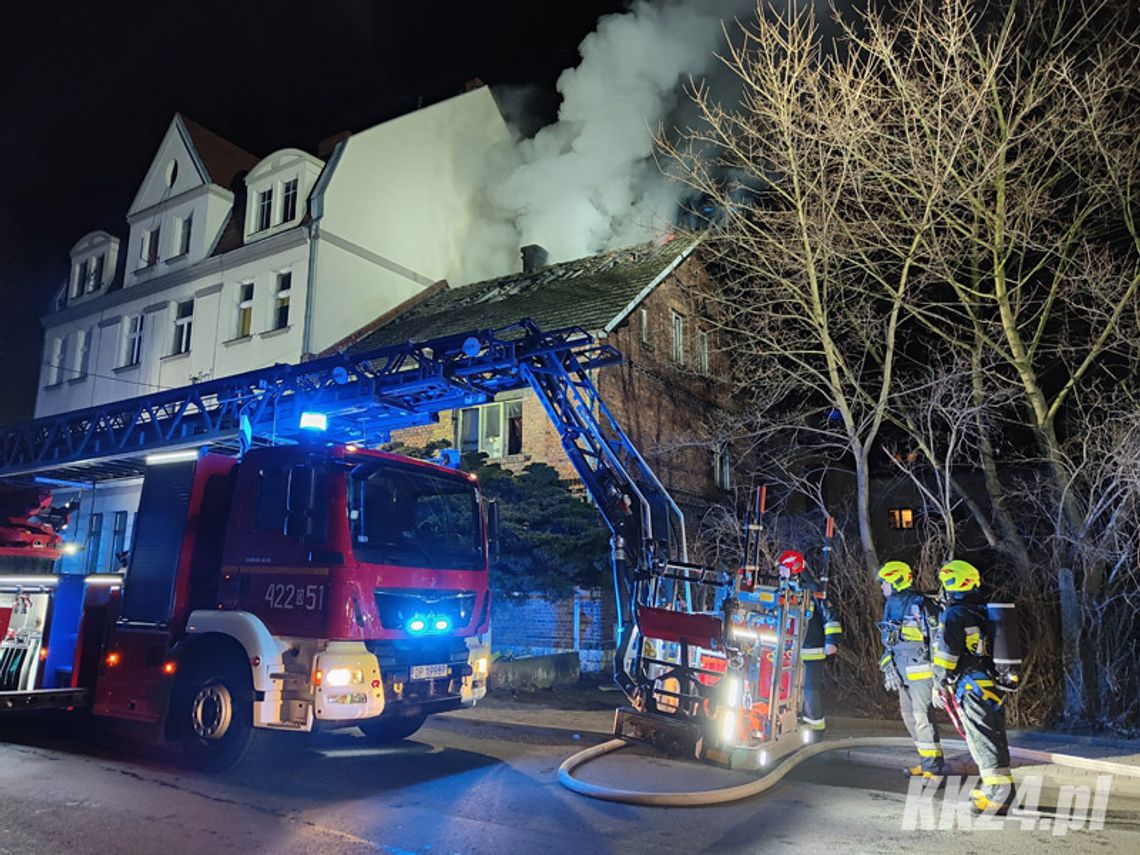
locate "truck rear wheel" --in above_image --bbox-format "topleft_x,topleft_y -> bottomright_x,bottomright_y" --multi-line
359,714 -> 426,743
173,659 -> 260,771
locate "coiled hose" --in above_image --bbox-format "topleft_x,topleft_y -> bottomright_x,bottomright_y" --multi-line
558,736 -> 1140,807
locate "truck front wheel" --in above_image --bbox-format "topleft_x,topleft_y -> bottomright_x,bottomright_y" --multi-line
173,660 -> 260,771
359,714 -> 426,743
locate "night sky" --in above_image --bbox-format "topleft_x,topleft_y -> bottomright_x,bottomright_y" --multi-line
0,0 -> 629,424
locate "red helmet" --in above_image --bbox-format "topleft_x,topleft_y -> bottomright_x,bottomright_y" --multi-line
777,550 -> 805,575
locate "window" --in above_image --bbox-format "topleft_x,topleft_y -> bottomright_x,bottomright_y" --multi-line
123,314 -> 144,367
74,328 -> 91,379
175,214 -> 192,256
140,227 -> 160,268
172,300 -> 193,355
85,513 -> 104,574
282,178 -> 298,222
256,188 -> 273,231
671,312 -> 685,365
888,508 -> 915,530
74,260 -> 88,298
639,307 -> 650,345
713,442 -> 732,490
273,272 -> 292,330
698,330 -> 710,376
456,400 -> 523,459
254,467 -> 290,532
109,510 -> 129,571
48,335 -> 68,385
88,254 -> 104,292
236,283 -> 254,338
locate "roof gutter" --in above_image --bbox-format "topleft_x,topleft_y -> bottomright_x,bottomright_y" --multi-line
301,137 -> 347,359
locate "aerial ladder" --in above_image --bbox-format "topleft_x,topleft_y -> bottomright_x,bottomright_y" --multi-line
0,319 -> 810,768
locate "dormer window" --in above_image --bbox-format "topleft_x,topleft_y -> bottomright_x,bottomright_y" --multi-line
174,214 -> 192,257
73,260 -> 88,299
282,179 -> 298,222
256,189 -> 273,232
87,255 -> 104,293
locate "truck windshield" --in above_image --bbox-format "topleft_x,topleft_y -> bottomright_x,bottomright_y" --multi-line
348,460 -> 483,571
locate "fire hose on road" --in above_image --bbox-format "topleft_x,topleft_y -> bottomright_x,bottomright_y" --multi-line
558,735 -> 1140,807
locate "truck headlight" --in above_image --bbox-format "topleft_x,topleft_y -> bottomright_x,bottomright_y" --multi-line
325,668 -> 363,687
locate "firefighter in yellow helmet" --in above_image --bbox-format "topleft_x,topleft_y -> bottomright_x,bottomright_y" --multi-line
932,559 -> 1016,815
877,560 -> 943,780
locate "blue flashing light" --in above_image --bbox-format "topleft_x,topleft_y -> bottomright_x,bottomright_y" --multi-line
408,617 -> 427,634
434,617 -> 451,632
299,411 -> 328,431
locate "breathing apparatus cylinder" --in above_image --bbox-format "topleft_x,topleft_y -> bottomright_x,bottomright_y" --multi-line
987,602 -> 1022,690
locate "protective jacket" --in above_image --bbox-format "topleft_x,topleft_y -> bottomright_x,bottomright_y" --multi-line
879,588 -> 943,773
879,589 -> 939,681
801,589 -> 843,662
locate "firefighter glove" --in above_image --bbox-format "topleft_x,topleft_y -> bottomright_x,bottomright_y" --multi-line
931,688 -> 948,710
883,668 -> 902,692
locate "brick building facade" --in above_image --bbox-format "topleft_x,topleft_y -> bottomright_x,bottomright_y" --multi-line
334,236 -> 737,667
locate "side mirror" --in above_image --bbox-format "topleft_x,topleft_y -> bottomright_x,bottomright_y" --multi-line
486,499 -> 501,564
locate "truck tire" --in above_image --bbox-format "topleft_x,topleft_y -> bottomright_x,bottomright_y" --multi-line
173,658 -> 261,772
359,714 -> 426,743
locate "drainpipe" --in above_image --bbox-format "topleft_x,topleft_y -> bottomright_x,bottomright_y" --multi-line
302,138 -> 347,358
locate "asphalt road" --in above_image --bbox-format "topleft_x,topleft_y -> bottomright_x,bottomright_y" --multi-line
1,702 -> 1138,855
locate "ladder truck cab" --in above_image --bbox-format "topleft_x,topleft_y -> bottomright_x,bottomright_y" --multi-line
2,443 -> 492,770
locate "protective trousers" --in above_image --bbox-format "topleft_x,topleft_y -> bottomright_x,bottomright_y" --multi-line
802,659 -> 825,731
957,673 -> 1013,804
892,642 -> 943,773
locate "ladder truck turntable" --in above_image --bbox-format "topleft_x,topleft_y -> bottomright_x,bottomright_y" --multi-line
0,320 -> 813,771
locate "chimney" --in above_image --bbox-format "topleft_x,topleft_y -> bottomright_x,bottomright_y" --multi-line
521,244 -> 549,275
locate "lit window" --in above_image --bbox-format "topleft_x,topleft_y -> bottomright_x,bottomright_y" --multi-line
273,272 -> 292,330
888,508 -> 915,530
698,330 -> 710,376
639,307 -> 650,345
123,314 -> 145,367
176,214 -> 192,256
713,442 -> 732,489
74,328 -> 91,379
172,300 -> 193,355
237,283 -> 254,338
257,189 -> 273,231
456,401 -> 523,459
282,178 -> 299,222
671,312 -> 685,365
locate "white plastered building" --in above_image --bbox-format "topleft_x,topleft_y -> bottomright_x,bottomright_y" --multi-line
35,87 -> 512,573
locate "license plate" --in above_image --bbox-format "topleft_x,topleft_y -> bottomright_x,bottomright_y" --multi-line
411,664 -> 450,680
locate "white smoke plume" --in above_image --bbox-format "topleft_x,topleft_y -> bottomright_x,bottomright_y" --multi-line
456,0 -> 758,282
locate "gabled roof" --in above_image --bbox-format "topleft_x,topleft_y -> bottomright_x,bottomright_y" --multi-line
177,114 -> 259,191
345,235 -> 696,354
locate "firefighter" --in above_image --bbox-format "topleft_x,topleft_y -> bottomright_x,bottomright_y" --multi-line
877,560 -> 944,780
931,559 -> 1016,815
779,549 -> 842,738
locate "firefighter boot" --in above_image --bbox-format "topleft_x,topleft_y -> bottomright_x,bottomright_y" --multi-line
970,784 -> 1016,816
904,764 -> 945,786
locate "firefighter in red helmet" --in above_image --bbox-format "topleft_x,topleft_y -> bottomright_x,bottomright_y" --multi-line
779,549 -> 843,738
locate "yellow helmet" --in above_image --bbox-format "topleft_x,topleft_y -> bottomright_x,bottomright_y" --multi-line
877,560 -> 913,591
938,559 -> 981,592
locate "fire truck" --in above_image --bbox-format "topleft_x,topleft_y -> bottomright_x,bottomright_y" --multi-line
0,320 -> 811,771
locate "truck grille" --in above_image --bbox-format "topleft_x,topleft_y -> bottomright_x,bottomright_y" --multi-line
373,588 -> 477,632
